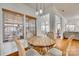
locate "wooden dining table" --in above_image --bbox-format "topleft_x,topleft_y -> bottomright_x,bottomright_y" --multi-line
28,36 -> 55,55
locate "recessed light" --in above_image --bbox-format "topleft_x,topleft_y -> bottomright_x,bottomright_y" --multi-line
62,10 -> 64,12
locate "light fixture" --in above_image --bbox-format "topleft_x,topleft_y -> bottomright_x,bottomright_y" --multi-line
35,11 -> 39,15
39,3 -> 43,14
35,3 -> 44,16
39,9 -> 43,14
35,3 -> 39,16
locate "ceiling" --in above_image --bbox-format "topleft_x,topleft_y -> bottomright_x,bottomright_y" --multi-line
54,3 -> 79,20
25,3 -> 79,21
25,3 -> 53,9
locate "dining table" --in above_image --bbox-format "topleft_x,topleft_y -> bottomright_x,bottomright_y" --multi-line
28,35 -> 55,55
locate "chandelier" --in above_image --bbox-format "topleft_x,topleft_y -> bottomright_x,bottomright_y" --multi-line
35,3 -> 45,16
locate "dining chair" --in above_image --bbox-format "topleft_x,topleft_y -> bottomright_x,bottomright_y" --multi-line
47,32 -> 56,47
65,35 -> 74,56
14,36 -> 40,56
25,48 -> 41,56
47,32 -> 55,41
14,37 -> 26,56
45,48 -> 62,56
27,31 -> 34,39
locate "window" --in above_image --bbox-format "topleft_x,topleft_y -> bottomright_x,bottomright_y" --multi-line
65,24 -> 75,31
25,16 -> 36,37
3,9 -> 24,42
41,22 -> 45,31
41,21 -> 49,33
40,14 -> 50,34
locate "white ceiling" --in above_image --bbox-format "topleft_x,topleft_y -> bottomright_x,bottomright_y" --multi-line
25,3 -> 79,21
54,3 -> 79,20
53,3 -> 79,25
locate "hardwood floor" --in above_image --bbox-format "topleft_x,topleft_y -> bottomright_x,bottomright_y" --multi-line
56,39 -> 79,56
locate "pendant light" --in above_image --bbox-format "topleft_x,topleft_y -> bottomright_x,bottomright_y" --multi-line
35,3 -> 39,15
35,3 -> 44,16
39,3 -> 43,14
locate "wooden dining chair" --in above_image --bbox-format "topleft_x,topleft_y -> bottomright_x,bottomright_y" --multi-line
14,36 -> 41,56
14,37 -> 26,56
47,32 -> 55,41
45,48 -> 62,56
46,32 -> 62,56
25,48 -> 41,56
47,32 -> 56,47
65,35 -> 75,56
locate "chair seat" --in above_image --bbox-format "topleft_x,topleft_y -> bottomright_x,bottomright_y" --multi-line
45,48 -> 62,56
25,48 -> 41,56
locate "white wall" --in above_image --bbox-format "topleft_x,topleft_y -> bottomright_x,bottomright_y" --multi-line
0,3 -> 36,55
66,19 -> 79,32
49,13 -> 55,33
0,8 -> 3,55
